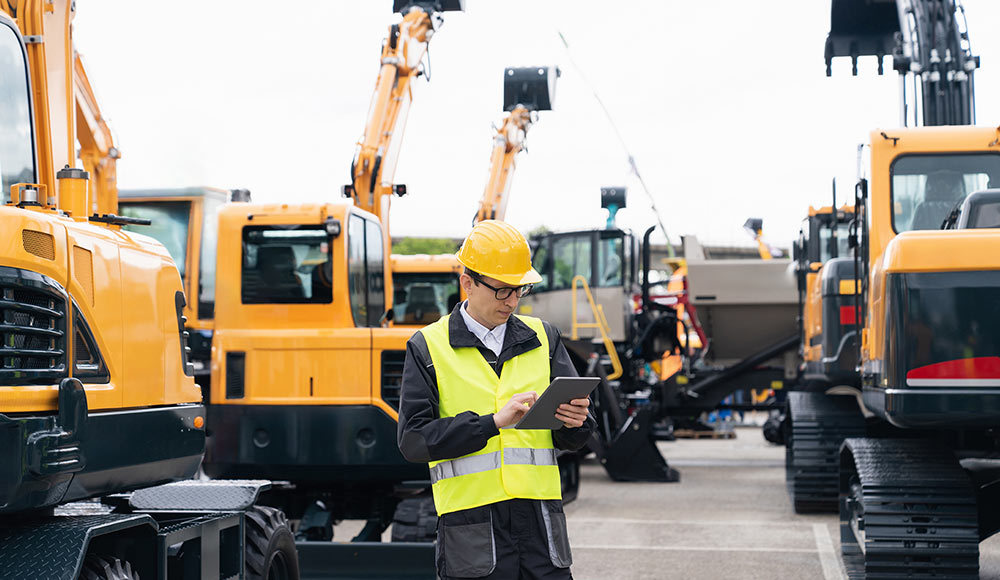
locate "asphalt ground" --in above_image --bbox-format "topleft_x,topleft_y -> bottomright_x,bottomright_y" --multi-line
565,426 -> 1000,580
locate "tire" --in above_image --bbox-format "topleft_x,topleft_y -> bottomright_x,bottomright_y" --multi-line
391,495 -> 438,542
245,505 -> 300,580
79,555 -> 139,580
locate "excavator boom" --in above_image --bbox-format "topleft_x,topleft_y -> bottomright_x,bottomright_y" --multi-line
349,1 -> 463,233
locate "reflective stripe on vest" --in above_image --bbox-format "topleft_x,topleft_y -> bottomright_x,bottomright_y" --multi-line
421,314 -> 562,516
429,448 -> 557,484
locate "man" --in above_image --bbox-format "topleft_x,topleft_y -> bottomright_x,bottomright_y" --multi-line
397,220 -> 596,580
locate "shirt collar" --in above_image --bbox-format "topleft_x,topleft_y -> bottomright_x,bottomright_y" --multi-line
459,301 -> 506,344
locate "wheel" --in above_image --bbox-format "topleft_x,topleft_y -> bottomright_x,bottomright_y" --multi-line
79,555 -> 139,580
245,505 -> 300,580
391,495 -> 438,542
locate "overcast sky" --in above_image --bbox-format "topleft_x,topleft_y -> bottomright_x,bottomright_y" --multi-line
72,1 -> 1000,249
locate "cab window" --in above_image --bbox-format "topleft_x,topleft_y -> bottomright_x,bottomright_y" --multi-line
198,196 -> 223,318
818,221 -> 851,263
120,201 -> 191,279
891,154 -> 1000,232
241,226 -> 332,304
0,22 -> 35,201
552,234 -> 592,291
348,215 -> 385,327
393,273 -> 460,324
597,235 -> 624,287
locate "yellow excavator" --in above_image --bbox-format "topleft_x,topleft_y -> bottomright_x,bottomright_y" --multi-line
392,65 -> 558,327
783,1 -> 1000,576
0,2 -> 298,579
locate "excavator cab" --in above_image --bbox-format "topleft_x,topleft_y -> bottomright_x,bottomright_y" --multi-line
795,205 -> 857,388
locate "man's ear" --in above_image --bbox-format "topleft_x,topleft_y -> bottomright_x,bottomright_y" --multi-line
459,273 -> 474,294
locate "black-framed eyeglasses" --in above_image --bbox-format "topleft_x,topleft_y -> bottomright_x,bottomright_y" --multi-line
468,271 -> 532,300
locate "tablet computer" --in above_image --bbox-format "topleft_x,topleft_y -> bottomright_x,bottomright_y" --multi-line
514,376 -> 600,430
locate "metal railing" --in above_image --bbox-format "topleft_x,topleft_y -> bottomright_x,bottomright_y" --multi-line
570,275 -> 623,380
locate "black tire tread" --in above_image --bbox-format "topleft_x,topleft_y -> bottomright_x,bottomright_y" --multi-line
245,505 -> 299,580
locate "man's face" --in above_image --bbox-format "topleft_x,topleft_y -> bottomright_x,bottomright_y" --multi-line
460,272 -> 522,328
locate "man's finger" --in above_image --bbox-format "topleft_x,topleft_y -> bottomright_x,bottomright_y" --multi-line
554,410 -> 584,424
558,403 -> 588,415
568,398 -> 591,408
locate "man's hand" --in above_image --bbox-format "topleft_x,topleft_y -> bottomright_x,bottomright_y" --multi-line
494,392 -> 538,429
555,398 -> 590,428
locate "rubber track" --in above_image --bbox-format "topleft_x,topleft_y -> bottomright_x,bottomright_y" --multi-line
840,438 -> 979,580
786,391 -> 867,513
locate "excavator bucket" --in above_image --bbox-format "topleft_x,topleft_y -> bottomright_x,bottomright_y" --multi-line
824,0 -> 899,76
825,0 -> 977,125
393,0 -> 465,13
503,66 -> 559,112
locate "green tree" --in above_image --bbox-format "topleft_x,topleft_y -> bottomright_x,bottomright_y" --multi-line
392,237 -> 460,255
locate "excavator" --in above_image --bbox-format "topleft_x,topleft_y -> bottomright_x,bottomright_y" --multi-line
187,3 -> 472,576
0,2 -> 298,579
780,1 -> 1000,576
391,64 -> 558,328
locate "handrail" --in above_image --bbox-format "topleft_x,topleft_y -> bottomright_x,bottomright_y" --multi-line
570,275 -> 623,380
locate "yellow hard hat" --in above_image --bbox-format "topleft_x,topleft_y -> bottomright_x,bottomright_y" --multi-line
456,220 -> 542,286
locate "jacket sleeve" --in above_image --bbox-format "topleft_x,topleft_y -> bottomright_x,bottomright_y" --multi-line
544,322 -> 597,452
396,332 -> 500,463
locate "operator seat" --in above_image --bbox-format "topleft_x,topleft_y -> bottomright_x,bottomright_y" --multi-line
910,171 -> 966,230
258,246 -> 305,300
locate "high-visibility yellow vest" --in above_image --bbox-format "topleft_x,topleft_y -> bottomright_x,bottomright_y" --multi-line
422,314 -> 562,516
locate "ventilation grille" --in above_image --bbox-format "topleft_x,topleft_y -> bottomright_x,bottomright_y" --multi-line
380,350 -> 406,411
73,246 -> 95,306
22,230 -> 55,261
0,280 -> 66,384
225,352 -> 245,399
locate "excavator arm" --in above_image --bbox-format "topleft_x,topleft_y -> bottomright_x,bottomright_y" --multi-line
74,52 -> 119,215
825,0 -> 978,126
348,1 -> 463,232
474,66 -> 558,224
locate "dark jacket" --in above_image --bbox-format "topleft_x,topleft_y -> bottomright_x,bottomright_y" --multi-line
397,303 -> 596,463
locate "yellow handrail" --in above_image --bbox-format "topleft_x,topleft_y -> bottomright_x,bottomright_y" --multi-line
570,275 -> 623,380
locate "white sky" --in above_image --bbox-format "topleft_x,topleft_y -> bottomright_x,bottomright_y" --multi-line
72,1 -> 1000,249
